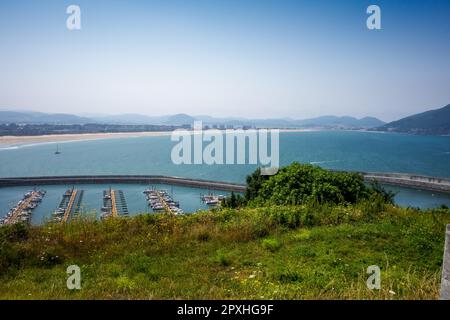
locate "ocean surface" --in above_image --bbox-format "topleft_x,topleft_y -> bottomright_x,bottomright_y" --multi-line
0,131 -> 449,223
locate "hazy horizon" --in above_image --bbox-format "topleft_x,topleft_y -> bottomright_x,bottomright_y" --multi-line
0,107 -> 395,122
1,0 -> 449,122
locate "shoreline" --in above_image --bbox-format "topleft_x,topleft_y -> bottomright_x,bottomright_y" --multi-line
0,131 -> 174,147
0,128 -> 317,147
1,128 -> 446,147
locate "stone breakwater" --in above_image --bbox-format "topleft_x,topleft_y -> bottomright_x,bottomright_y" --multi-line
0,172 -> 449,194
0,175 -> 247,193
361,172 -> 450,194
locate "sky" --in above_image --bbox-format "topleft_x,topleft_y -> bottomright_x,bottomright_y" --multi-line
0,0 -> 449,122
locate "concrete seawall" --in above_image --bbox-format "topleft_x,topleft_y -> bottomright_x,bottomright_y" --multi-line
0,172 -> 449,194
361,172 -> 450,194
0,175 -> 247,193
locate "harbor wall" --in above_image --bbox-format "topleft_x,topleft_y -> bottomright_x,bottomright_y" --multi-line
0,175 -> 247,193
0,172 -> 449,193
361,172 -> 450,193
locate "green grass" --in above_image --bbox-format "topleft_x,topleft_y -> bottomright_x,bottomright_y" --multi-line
0,203 -> 449,299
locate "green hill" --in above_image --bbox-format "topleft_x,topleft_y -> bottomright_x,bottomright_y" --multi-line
0,204 -> 448,299
377,104 -> 450,135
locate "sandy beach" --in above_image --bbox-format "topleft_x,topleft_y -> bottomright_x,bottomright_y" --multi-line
0,131 -> 173,147
0,128 -> 320,147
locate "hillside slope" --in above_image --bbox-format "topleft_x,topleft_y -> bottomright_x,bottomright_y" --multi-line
377,104 -> 450,135
0,111 -> 91,124
1,204 -> 448,299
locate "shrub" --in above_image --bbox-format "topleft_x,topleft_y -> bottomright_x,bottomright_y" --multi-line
249,163 -> 371,206
262,238 -> 282,252
0,222 -> 29,242
221,192 -> 246,208
215,249 -> 231,266
0,241 -> 20,274
276,270 -> 303,283
116,275 -> 136,292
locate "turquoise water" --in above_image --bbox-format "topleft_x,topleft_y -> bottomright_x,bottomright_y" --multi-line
0,182 -> 448,225
0,184 -> 230,225
0,131 -> 449,181
0,131 -> 449,220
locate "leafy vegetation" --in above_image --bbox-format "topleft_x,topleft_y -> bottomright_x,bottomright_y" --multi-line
221,191 -> 246,208
0,202 -> 449,299
224,162 -> 393,208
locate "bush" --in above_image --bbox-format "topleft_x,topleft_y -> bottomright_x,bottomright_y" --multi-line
116,275 -> 136,292
276,270 -> 303,283
250,163 -> 371,206
262,238 -> 282,252
215,249 -> 231,266
0,241 -> 20,274
0,223 -> 29,242
221,192 -> 246,208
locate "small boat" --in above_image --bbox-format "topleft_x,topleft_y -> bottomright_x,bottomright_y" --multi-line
54,144 -> 61,155
205,198 -> 219,205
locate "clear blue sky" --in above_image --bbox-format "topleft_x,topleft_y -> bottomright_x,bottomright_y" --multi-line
0,0 -> 449,121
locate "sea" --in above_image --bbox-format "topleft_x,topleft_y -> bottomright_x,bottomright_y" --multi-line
0,130 -> 449,224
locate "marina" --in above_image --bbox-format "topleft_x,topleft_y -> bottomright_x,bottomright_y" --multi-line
101,188 -> 129,219
0,190 -> 45,225
52,188 -> 84,223
0,179 -> 449,226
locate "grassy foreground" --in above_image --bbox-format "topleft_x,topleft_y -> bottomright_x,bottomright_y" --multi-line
1,202 -> 449,299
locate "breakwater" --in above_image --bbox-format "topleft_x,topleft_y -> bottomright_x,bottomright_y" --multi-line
361,172 -> 450,193
0,172 -> 449,193
0,175 -> 247,193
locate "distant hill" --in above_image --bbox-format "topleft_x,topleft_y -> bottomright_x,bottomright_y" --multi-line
192,115 -> 384,129
90,113 -> 196,125
0,111 -> 91,124
376,104 -> 450,135
164,114 -> 196,125
88,113 -> 169,125
293,115 -> 385,129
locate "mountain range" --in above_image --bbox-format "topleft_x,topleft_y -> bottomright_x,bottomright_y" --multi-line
0,110 -> 385,129
1,104 -> 449,134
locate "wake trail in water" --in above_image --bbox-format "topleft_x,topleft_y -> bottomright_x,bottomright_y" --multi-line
310,160 -> 342,165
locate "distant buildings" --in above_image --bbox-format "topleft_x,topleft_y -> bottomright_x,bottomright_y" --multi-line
0,123 -> 188,136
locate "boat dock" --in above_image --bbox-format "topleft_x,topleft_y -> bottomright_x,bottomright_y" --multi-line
53,188 -> 84,223
144,187 -> 183,215
1,190 -> 45,225
101,189 -> 128,218
115,190 -> 129,215
72,190 -> 84,218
